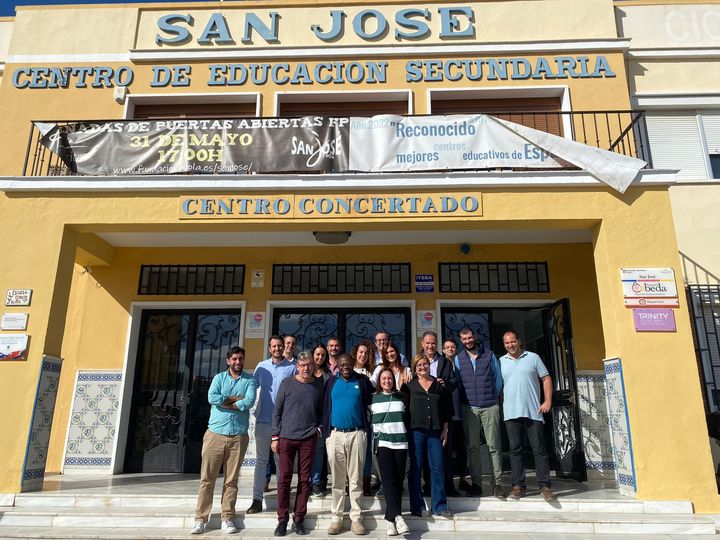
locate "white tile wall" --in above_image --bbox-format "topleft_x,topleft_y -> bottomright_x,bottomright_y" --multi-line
21,355 -> 63,492
604,358 -> 637,497
576,371 -> 615,475
63,371 -> 122,473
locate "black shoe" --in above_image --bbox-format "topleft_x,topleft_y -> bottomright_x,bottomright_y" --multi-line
458,478 -> 471,491
293,521 -> 308,535
311,484 -> 324,496
274,521 -> 288,537
446,486 -> 461,497
246,499 -> 263,514
467,484 -> 482,497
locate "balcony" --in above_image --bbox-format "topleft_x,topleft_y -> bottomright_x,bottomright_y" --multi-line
22,110 -> 652,177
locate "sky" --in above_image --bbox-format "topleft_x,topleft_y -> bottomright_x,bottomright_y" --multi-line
1,0 -> 210,17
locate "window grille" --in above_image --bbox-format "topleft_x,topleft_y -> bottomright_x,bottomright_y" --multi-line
138,265 -> 245,295
688,285 -> 720,412
272,263 -> 411,294
439,262 -> 549,293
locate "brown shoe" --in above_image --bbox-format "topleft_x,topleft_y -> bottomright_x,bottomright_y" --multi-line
327,521 -> 343,535
264,480 -> 271,492
246,499 -> 262,513
540,486 -> 557,502
492,484 -> 505,500
351,520 -> 366,535
508,486 -> 526,500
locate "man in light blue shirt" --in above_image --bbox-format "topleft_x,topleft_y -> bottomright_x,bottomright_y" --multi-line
499,331 -> 556,503
191,346 -> 257,535
247,335 -> 297,514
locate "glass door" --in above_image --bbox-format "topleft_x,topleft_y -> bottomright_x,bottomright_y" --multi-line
124,309 -> 242,473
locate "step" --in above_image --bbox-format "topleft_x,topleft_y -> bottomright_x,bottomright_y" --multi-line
0,528 -> 716,540
0,506 -> 714,535
9,492 -> 695,514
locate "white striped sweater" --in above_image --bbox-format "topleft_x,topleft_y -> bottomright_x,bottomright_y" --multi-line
370,392 -> 408,450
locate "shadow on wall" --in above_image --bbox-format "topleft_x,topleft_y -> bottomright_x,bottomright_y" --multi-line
681,252 -> 720,286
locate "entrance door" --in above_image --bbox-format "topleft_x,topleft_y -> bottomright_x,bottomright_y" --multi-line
124,309 -> 242,473
273,307 -> 412,358
440,301 -> 586,481
543,299 -> 587,480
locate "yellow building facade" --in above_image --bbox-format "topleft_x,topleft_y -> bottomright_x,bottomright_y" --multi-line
0,0 -> 718,513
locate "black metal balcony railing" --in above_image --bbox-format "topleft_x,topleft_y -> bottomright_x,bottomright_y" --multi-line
22,110 -> 652,177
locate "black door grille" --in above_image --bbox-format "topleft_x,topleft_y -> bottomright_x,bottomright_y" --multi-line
438,262 -> 549,293
138,265 -> 245,295
272,263 -> 411,294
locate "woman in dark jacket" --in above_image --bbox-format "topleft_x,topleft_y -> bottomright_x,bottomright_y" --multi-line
404,354 -> 452,518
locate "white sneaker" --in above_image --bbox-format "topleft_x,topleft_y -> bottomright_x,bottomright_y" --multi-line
395,515 -> 409,534
221,520 -> 238,534
190,520 -> 206,534
386,520 -> 398,536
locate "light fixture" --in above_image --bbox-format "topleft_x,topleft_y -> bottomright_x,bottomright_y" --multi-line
313,231 -> 352,245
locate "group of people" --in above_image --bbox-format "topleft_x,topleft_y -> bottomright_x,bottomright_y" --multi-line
189,328 -> 557,536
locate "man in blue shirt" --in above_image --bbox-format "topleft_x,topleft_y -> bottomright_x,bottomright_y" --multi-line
322,353 -> 373,536
247,335 -> 297,514
190,346 -> 257,535
499,331 -> 557,502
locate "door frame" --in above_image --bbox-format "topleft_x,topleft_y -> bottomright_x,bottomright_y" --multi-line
112,301 -> 246,474
266,299 -> 416,352
436,298 -> 588,478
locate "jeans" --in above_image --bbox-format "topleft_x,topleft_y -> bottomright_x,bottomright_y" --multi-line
505,417 -> 551,488
310,433 -> 327,488
276,436 -> 317,524
363,426 -> 373,478
409,429 -> 447,515
252,422 -> 278,501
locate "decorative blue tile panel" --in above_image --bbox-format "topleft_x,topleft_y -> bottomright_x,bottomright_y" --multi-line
603,358 -> 637,497
63,370 -> 122,473
576,370 -> 615,474
21,355 -> 63,492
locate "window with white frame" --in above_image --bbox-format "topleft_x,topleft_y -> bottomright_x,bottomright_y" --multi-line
646,112 -> 720,180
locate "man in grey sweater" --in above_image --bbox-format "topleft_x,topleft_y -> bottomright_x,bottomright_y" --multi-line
271,352 -> 324,536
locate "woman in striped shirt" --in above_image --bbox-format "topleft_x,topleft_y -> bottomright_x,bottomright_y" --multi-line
371,368 -> 411,536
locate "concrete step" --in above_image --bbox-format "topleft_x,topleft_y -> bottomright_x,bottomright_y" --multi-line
9,492 -> 695,514
0,528 -> 716,540
0,506 -> 715,535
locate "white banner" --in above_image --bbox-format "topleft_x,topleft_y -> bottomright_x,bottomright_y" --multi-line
349,114 -> 646,193
349,114 -> 567,171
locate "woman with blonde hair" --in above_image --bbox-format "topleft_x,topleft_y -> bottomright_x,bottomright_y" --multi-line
404,354 -> 452,518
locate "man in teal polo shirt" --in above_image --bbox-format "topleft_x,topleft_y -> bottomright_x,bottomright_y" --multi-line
191,346 -> 258,535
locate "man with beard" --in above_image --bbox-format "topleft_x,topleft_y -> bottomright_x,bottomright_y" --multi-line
190,346 -> 257,535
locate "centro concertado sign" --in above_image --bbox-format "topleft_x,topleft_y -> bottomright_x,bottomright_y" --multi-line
179,192 -> 482,219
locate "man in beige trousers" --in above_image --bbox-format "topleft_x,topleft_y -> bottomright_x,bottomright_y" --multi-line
190,346 -> 258,535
